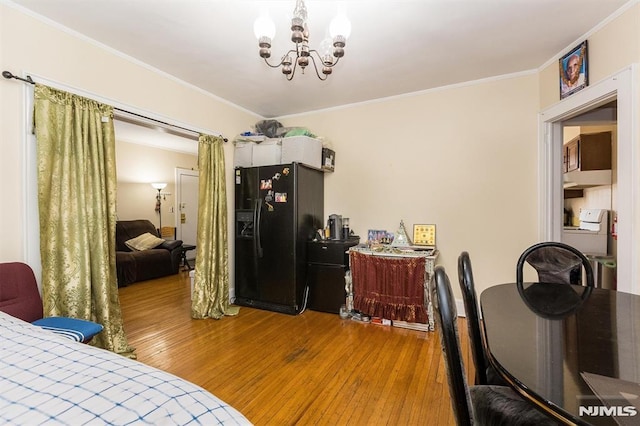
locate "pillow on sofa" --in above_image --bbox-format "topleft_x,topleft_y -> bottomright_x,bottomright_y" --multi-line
125,232 -> 165,251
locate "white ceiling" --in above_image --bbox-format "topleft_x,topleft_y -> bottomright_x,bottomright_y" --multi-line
7,0 -> 632,118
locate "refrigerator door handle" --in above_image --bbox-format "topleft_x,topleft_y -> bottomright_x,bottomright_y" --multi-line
254,198 -> 264,258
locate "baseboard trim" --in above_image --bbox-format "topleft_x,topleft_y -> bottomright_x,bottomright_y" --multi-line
456,298 -> 466,318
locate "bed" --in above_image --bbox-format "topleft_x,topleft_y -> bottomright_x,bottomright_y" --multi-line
0,311 -> 251,425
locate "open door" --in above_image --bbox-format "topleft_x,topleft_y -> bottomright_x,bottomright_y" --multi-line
176,168 -> 199,263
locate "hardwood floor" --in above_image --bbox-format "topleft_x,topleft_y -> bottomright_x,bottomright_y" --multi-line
118,271 -> 474,425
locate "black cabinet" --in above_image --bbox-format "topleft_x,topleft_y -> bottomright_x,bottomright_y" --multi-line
307,239 -> 359,314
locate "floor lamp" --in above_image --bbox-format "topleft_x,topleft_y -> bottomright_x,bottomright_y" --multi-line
151,182 -> 167,233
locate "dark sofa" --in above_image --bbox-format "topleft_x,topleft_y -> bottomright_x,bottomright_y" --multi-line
115,220 -> 183,287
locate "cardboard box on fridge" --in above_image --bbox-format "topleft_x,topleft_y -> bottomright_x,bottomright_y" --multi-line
252,138 -> 282,166
281,136 -> 322,170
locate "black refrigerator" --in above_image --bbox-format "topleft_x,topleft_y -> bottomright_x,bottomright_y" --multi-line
234,163 -> 324,315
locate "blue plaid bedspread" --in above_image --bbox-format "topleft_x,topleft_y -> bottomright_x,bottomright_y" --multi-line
0,312 -> 251,425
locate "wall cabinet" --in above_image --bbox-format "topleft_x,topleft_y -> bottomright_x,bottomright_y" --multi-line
563,132 -> 612,173
563,132 -> 612,199
564,189 -> 584,199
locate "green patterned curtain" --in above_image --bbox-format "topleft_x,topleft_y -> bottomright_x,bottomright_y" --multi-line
191,134 -> 239,319
34,84 -> 134,357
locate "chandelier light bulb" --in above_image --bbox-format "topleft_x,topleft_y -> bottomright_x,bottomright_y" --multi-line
254,15 -> 276,40
329,13 -> 351,39
318,38 -> 334,57
322,55 -> 334,66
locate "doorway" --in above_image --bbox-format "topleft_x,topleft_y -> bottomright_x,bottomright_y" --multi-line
176,168 -> 199,263
561,104 -> 616,241
22,78 -> 202,288
539,66 -> 637,294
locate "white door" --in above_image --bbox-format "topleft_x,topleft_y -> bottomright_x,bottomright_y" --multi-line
176,168 -> 199,262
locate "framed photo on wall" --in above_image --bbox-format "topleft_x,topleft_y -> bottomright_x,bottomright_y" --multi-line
559,40 -> 588,99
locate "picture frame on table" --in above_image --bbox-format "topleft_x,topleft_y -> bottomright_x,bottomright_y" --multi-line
367,229 -> 393,244
412,224 -> 436,247
559,40 -> 588,99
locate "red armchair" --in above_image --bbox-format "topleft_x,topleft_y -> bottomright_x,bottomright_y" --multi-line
0,262 -> 102,343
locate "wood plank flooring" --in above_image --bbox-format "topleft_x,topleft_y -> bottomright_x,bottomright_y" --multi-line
118,271 -> 474,425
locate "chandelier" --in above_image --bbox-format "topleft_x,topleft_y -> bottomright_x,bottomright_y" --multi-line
253,0 -> 351,81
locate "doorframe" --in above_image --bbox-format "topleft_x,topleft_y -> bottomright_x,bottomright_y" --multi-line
538,65 -> 637,294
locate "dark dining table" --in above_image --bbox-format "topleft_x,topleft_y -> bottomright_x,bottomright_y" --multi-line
480,282 -> 640,426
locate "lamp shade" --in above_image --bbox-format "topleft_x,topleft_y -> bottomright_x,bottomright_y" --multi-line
151,182 -> 167,190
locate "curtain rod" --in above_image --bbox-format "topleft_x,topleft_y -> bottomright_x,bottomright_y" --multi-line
2,70 -> 228,142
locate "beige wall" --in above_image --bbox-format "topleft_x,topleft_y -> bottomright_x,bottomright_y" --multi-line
0,4 -> 257,264
117,182 -> 175,227
115,140 -> 198,227
282,74 -> 541,295
539,3 -> 640,109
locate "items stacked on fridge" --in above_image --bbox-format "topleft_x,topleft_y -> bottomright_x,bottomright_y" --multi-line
234,135 -> 335,172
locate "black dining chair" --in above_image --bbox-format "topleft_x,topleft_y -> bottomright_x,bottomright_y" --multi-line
518,281 -> 593,320
516,241 -> 594,287
433,266 -> 559,426
457,251 -> 506,386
